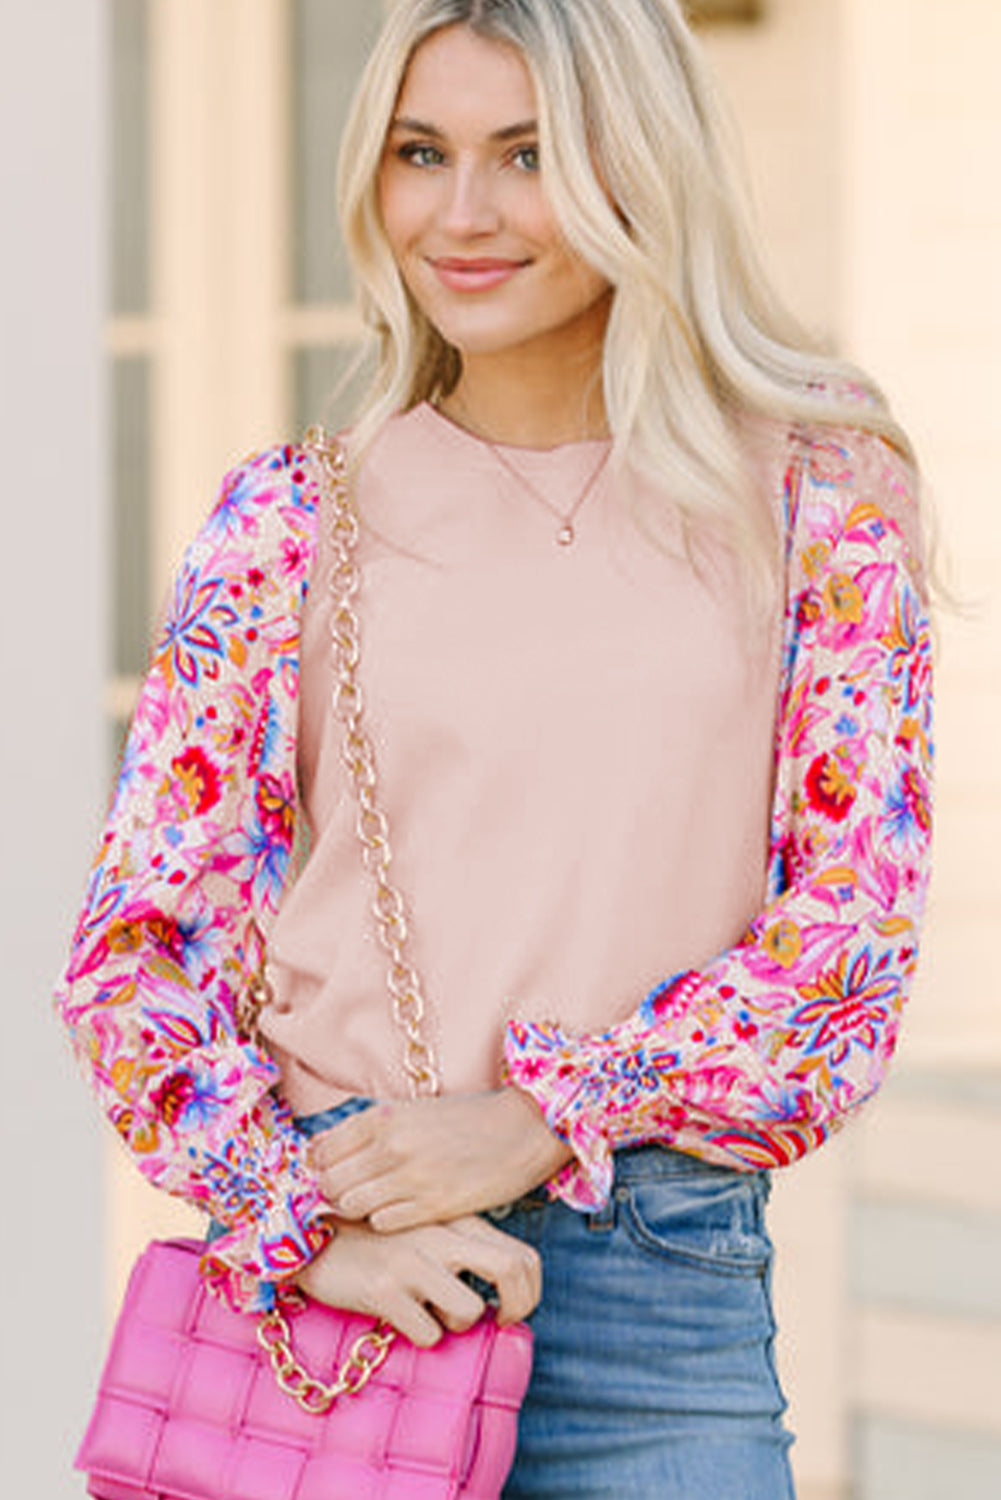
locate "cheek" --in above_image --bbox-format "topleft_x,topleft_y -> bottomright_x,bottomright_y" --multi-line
378,168 -> 421,257
545,248 -> 611,309
526,204 -> 608,300
516,193 -> 562,251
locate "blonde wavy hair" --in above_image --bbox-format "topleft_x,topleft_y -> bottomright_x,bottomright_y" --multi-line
337,0 -> 915,596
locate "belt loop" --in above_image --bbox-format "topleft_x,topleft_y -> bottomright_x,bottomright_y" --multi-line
587,1191 -> 616,1234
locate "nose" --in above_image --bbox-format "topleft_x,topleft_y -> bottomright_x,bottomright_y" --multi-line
441,160 -> 501,237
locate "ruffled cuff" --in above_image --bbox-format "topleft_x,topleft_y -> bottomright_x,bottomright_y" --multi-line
187,1072 -> 337,1311
201,1180 -> 336,1311
503,1020 -> 615,1211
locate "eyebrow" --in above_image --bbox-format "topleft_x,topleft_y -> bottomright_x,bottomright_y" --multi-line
389,116 -> 538,143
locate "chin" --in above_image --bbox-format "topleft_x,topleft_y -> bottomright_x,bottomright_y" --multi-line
423,312 -> 539,359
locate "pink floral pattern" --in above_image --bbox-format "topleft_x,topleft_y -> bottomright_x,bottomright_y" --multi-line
503,430 -> 934,1204
55,425 -> 933,1304
55,446 -> 332,1310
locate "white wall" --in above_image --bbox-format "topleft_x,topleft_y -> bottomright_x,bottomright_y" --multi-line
840,3 -> 1001,1490
707,0 -> 843,343
842,0 -> 1001,1066
705,3 -> 1001,1495
0,2 -> 107,1493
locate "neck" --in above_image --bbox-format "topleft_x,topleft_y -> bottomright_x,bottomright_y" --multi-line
439,306 -> 612,449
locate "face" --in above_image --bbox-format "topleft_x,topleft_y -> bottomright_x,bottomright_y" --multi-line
378,25 -> 612,369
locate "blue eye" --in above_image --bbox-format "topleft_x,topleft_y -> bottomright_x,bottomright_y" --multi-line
397,142 -> 444,168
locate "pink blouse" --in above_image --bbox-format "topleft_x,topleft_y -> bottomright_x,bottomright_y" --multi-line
54,406 -> 933,1309
263,404 -> 783,1114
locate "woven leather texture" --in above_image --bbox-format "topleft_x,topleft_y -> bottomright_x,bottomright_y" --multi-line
77,1238 -> 533,1500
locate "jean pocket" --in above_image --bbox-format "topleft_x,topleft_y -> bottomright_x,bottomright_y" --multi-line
620,1170 -> 772,1276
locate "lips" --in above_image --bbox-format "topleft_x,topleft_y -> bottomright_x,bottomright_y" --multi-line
430,256 -> 529,292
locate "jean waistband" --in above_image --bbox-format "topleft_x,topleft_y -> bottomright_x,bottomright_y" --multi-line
488,1142 -> 769,1221
294,1096 -> 375,1138
293,1102 -> 767,1188
602,1142 -> 768,1185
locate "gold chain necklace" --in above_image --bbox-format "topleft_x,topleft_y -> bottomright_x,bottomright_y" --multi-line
443,399 -> 611,547
486,436 -> 611,547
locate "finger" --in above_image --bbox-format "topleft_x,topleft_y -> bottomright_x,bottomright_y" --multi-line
415,1265 -> 487,1336
307,1106 -> 387,1170
492,1246 -> 543,1326
351,1254 -> 450,1349
484,1254 -> 541,1326
378,1291 -> 447,1349
326,1151 -> 468,1224
432,1295 -> 486,1336
331,1173 -> 419,1223
369,1198 -> 443,1234
368,1253 -> 485,1343
435,1224 -> 542,1325
315,1155 -> 398,1214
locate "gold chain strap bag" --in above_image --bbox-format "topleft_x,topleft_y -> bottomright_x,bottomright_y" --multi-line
75,430 -> 533,1500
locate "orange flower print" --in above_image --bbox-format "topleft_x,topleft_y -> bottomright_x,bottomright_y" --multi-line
824,573 -> 864,624
805,751 -> 857,822
801,542 -> 832,582
107,919 -> 144,955
763,919 -> 804,969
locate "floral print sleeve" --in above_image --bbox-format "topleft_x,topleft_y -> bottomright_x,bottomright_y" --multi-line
504,428 -> 934,1208
54,444 -> 329,1310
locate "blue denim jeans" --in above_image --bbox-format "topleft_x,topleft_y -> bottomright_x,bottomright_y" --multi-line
217,1103 -> 796,1497
493,1143 -> 796,1499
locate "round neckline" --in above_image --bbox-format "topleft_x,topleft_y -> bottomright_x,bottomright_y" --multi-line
414,400 -> 612,459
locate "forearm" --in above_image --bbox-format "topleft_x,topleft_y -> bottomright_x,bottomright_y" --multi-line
306,1087 -> 576,1233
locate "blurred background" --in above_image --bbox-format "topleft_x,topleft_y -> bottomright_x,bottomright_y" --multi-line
2,1 -> 999,1495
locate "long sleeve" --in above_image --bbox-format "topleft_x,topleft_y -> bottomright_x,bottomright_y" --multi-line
54,443 -> 331,1309
504,427 -> 934,1208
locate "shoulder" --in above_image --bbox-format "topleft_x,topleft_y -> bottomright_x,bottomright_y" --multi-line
200,440 -> 322,553
789,421 -> 926,599
737,399 -> 927,625
152,441 -> 329,690
173,441 -> 325,605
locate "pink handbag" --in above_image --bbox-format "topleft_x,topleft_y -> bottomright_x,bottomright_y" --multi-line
76,1238 -> 533,1499
75,434 -> 535,1498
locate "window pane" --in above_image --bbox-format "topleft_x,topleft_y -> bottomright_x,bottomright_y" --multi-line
111,0 -> 151,316
112,356 -> 153,677
292,0 -> 385,305
293,345 -> 372,435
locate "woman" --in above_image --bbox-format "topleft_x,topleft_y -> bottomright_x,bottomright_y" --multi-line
57,2 -> 934,1495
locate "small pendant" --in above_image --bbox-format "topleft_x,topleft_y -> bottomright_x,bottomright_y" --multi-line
557,523 -> 575,547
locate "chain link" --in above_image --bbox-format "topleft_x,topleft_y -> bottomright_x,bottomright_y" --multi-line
257,1299 -> 395,1415
306,425 -> 443,1101
235,957 -> 273,1048
236,427 -> 448,1415
234,429 -> 448,1414
237,429 -> 442,1099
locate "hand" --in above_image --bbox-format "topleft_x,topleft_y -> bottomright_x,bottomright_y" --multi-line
308,1088 -> 574,1233
296,1214 -> 542,1348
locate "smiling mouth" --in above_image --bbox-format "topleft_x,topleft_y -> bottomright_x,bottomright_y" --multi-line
430,257 -> 529,292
